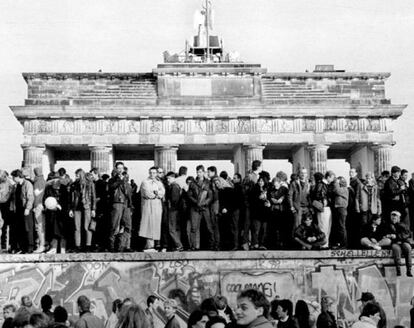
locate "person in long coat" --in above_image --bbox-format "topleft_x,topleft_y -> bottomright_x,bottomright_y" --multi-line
139,167 -> 165,252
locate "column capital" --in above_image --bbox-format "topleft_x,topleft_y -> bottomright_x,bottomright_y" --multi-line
243,144 -> 266,150
307,144 -> 330,151
89,145 -> 113,151
154,144 -> 179,150
371,143 -> 393,150
21,144 -> 45,151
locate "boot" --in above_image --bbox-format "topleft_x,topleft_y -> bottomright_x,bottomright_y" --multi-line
407,266 -> 413,277
396,265 -> 401,277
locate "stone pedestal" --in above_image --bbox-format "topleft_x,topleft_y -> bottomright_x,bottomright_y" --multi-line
308,144 -> 329,176
90,145 -> 113,174
244,144 -> 265,175
22,145 -> 45,178
372,144 -> 392,178
154,145 -> 178,173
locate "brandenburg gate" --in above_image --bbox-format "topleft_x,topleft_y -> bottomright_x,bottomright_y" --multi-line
10,3 -> 405,178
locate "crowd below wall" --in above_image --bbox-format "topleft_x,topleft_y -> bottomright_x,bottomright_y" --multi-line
0,161 -> 413,274
1,288 -> 403,328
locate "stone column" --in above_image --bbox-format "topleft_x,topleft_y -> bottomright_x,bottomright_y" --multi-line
22,145 -> 45,179
291,146 -> 310,175
308,144 -> 329,177
42,147 -> 56,176
233,145 -> 246,177
90,145 -> 113,175
154,145 -> 178,173
244,144 -> 265,175
347,145 -> 374,179
371,144 -> 392,178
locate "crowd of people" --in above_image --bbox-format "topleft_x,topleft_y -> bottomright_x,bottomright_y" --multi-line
0,161 -> 413,273
0,289 -> 404,328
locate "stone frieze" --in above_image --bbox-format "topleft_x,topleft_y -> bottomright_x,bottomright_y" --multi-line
23,117 -> 387,135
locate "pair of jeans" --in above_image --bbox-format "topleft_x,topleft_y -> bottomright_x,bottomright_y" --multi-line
332,207 -> 347,247
33,204 -> 45,248
109,203 -> 128,250
317,207 -> 332,248
392,242 -> 412,271
189,207 -> 213,250
74,209 -> 92,247
168,209 -> 182,249
17,210 -> 35,252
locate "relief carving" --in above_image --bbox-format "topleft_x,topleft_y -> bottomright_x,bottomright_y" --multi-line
345,119 -> 358,131
324,118 -> 337,131
127,120 -> 140,133
215,120 -> 229,133
193,120 -> 206,133
279,119 -> 293,133
62,120 -> 74,134
149,120 -> 162,133
38,120 -> 52,133
171,120 -> 185,133
83,120 -> 94,134
259,119 -> 273,133
237,119 -> 251,133
367,119 -> 380,131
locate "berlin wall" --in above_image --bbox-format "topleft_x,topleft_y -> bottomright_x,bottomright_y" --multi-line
0,250 -> 411,327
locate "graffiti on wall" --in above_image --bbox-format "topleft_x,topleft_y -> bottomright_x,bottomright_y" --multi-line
0,256 -> 411,328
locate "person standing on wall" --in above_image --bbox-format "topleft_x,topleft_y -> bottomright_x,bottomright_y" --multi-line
139,167 -> 165,252
347,168 -> 362,249
107,162 -> 128,252
288,168 -> 310,230
241,160 -> 262,251
166,171 -> 184,252
10,169 -> 35,254
187,165 -> 213,251
32,167 -> 46,253
207,166 -> 221,251
0,170 -> 14,252
69,169 -> 96,252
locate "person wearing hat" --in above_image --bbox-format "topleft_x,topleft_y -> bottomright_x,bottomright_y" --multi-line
356,292 -> 386,328
384,210 -> 412,276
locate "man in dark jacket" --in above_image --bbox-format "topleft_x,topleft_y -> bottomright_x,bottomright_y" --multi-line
207,166 -> 220,251
11,169 -> 35,253
188,165 -> 213,250
74,295 -> 103,328
383,166 -> 405,224
386,210 -> 412,276
166,172 -> 183,251
107,162 -> 129,252
294,213 -> 326,250
347,168 -> 362,249
241,160 -> 262,251
33,167 -> 46,253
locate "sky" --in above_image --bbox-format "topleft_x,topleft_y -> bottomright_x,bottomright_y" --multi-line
0,0 -> 413,183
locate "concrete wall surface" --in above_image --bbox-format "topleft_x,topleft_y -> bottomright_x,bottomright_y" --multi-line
0,250 -> 411,327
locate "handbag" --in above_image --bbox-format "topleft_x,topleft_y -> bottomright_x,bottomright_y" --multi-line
312,200 -> 324,212
88,218 -> 97,232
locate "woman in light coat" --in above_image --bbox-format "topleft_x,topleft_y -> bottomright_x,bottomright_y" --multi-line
139,167 -> 165,252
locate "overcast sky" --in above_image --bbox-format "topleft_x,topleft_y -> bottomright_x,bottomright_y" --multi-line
0,0 -> 413,182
